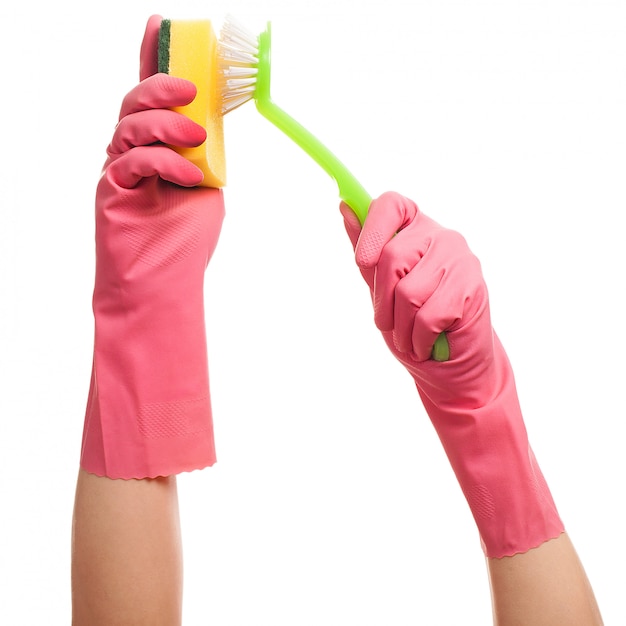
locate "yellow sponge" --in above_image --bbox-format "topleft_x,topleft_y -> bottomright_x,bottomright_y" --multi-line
158,19 -> 226,188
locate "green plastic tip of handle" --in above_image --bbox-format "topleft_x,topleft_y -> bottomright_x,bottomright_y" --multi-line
431,332 -> 450,362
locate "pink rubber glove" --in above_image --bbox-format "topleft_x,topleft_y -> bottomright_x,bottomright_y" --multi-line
80,15 -> 225,479
340,192 -> 564,558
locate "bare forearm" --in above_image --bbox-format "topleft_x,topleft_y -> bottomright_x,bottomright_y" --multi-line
487,533 -> 603,626
71,469 -> 183,626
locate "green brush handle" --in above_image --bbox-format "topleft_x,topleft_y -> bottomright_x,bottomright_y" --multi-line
255,25 -> 449,362
257,97 -> 372,226
255,28 -> 371,225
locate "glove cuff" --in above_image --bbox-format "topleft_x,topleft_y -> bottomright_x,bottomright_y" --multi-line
415,336 -> 565,558
80,283 -> 216,479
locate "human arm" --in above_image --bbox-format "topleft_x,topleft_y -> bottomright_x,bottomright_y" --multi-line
72,470 -> 183,626
488,533 -> 603,625
340,192 -> 603,624
72,14 -> 223,625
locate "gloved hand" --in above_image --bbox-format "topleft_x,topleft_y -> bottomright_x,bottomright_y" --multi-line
340,192 -> 564,558
80,15 -> 225,479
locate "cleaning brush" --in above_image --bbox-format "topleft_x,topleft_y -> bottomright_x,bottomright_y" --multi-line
218,16 -> 372,225
218,15 -> 449,362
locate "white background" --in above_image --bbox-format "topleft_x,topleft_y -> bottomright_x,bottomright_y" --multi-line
1,0 -> 624,623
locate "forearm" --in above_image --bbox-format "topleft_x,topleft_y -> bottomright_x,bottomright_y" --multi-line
487,533 -> 603,626
71,469 -> 183,626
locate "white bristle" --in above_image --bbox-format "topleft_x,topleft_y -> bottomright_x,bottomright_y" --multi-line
223,66 -> 258,78
224,78 -> 256,90
222,94 -> 256,113
220,15 -> 259,54
218,15 -> 260,114
220,46 -> 258,66
224,86 -> 256,98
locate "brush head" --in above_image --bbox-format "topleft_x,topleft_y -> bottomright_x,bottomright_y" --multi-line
218,16 -> 268,114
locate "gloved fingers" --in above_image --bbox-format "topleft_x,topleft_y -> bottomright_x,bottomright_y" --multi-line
382,224 -> 482,356
354,191 -> 419,269
410,295 -> 463,362
370,221 -> 437,331
106,145 -> 204,189
108,109 -> 207,156
390,260 -> 445,354
410,254 -> 489,361
119,73 -> 197,121
139,14 -> 163,81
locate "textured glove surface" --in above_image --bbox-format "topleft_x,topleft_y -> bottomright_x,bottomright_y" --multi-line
341,192 -> 564,557
81,16 -> 225,478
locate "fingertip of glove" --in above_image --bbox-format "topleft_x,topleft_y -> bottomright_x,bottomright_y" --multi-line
183,119 -> 207,147
139,14 -> 164,80
148,73 -> 198,105
167,75 -> 198,103
355,228 -> 385,269
180,161 -> 205,187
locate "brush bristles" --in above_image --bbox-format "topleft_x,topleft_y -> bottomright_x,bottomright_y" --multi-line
218,15 -> 260,114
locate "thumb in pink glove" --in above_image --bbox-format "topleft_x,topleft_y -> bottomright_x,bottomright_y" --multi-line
80,15 -> 225,479
340,192 -> 564,558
